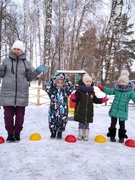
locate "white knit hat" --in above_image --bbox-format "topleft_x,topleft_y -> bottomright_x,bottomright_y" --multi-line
118,70 -> 129,85
12,40 -> 25,53
82,73 -> 92,84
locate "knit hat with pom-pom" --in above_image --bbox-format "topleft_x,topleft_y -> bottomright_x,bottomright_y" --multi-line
118,70 -> 129,85
82,73 -> 92,84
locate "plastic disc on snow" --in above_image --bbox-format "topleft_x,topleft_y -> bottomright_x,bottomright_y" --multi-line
29,133 -> 41,141
94,135 -> 106,143
0,136 -> 5,144
125,139 -> 135,148
65,134 -> 77,143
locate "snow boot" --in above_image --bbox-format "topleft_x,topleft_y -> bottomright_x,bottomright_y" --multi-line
50,129 -> 56,139
6,134 -> 14,143
77,129 -> 83,140
57,131 -> 62,139
118,129 -> 128,143
14,134 -> 20,142
82,129 -> 85,138
83,129 -> 89,141
107,127 -> 116,142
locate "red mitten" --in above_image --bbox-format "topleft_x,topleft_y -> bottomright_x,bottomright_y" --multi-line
70,93 -> 76,100
102,97 -> 108,103
98,85 -> 104,91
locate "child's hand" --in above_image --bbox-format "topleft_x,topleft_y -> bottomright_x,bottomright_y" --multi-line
98,85 -> 104,91
70,93 -> 76,100
102,97 -> 108,103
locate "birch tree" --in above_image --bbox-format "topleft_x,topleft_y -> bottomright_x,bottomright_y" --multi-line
39,0 -> 52,88
101,0 -> 123,86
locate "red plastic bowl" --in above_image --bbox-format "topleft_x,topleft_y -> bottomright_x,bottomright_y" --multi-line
0,136 -> 5,144
125,139 -> 135,148
65,134 -> 77,143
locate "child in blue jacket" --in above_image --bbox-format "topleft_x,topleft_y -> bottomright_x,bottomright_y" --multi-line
45,73 -> 74,139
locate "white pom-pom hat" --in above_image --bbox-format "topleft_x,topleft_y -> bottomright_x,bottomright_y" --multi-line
12,40 -> 25,53
118,70 -> 130,85
82,73 -> 92,84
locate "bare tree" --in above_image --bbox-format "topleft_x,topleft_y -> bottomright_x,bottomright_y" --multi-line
101,0 -> 123,86
0,0 -> 12,61
1,0 -> 135,84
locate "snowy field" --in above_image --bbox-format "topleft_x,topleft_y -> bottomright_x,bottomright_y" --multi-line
0,82 -> 135,180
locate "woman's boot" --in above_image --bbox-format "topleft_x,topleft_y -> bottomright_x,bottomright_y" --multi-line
6,134 -> 14,143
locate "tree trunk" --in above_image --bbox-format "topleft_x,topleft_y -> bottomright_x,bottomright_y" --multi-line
41,0 -> 52,89
102,0 -> 123,86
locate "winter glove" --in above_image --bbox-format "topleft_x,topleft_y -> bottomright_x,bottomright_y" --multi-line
0,65 -> 7,77
70,93 -> 76,100
98,85 -> 104,91
37,65 -> 48,72
102,97 -> 108,103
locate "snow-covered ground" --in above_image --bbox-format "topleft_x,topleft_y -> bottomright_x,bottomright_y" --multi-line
0,101 -> 135,180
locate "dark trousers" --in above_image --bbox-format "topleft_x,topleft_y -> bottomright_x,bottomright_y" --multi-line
3,106 -> 25,134
78,122 -> 89,129
110,116 -> 125,130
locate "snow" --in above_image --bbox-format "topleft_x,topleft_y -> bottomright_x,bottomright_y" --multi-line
0,101 -> 135,180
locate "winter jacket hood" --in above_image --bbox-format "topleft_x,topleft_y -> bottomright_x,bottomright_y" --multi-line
9,51 -> 26,60
114,81 -> 135,91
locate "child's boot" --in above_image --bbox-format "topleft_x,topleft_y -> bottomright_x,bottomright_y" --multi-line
77,129 -> 83,140
84,129 -> 89,141
107,127 -> 116,142
118,129 -> 128,143
82,129 -> 85,139
57,131 -> 62,139
50,129 -> 56,138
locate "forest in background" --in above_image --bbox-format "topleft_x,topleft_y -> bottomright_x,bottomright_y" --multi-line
0,0 -> 135,87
